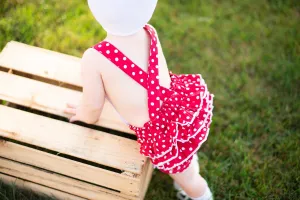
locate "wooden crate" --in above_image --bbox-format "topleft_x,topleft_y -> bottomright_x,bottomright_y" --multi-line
0,41 -> 153,200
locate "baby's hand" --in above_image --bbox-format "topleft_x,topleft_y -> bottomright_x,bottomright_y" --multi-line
64,103 -> 80,122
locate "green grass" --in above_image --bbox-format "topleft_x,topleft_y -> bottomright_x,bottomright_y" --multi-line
0,0 -> 299,199
0,181 -> 56,200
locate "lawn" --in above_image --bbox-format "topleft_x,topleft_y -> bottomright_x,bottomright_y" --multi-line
0,0 -> 299,199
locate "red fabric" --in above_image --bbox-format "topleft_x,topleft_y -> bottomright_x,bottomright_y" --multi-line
93,24 -> 214,174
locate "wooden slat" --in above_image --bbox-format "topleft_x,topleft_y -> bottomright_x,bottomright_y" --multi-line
138,160 -> 150,196
0,71 -> 134,134
0,140 -> 140,195
0,158 -> 135,200
137,159 -> 153,200
0,41 -> 82,87
140,163 -> 154,200
0,105 -> 144,174
0,173 -> 87,200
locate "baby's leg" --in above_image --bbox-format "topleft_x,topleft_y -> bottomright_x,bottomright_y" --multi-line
174,154 -> 200,190
169,160 -> 212,200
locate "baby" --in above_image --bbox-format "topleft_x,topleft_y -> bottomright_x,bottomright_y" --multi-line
65,1 -> 214,199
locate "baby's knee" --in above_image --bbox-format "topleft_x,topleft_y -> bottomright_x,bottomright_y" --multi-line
170,171 -> 199,186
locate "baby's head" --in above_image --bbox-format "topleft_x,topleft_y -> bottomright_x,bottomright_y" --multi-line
88,0 -> 158,36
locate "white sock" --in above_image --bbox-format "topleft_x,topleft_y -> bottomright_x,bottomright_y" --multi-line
191,186 -> 213,200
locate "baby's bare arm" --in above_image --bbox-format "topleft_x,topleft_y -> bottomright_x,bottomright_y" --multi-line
68,49 -> 105,124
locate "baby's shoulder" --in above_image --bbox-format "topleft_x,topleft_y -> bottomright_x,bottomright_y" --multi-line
80,45 -> 107,72
82,47 -> 99,60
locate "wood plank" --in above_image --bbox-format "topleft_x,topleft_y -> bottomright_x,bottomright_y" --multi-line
0,173 -> 87,200
0,71 -> 134,134
137,160 -> 153,200
0,157 -> 136,200
0,41 -> 82,87
0,140 -> 140,195
0,105 -> 144,174
138,160 -> 150,196
140,162 -> 154,200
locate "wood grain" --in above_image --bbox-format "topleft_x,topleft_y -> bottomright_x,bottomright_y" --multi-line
0,41 -> 82,87
0,71 -> 134,134
0,157 -> 137,200
0,105 -> 144,174
0,140 -> 140,195
140,162 -> 154,200
0,173 -> 87,200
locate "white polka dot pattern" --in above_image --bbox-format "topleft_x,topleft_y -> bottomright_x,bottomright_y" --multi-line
93,42 -> 148,89
144,25 -> 161,121
92,24 -> 214,174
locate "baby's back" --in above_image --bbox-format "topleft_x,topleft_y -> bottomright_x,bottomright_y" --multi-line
87,28 -> 171,127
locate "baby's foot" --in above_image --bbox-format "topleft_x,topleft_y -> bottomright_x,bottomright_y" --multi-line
176,186 -> 213,200
176,189 -> 190,200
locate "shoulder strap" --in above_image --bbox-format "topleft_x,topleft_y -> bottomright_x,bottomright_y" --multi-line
144,24 -> 161,120
92,24 -> 162,120
93,41 -> 148,89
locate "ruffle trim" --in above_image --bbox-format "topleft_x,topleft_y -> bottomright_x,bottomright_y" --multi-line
130,73 -> 214,173
154,93 -> 213,172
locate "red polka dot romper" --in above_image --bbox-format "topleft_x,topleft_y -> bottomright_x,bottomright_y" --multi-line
93,24 -> 214,174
